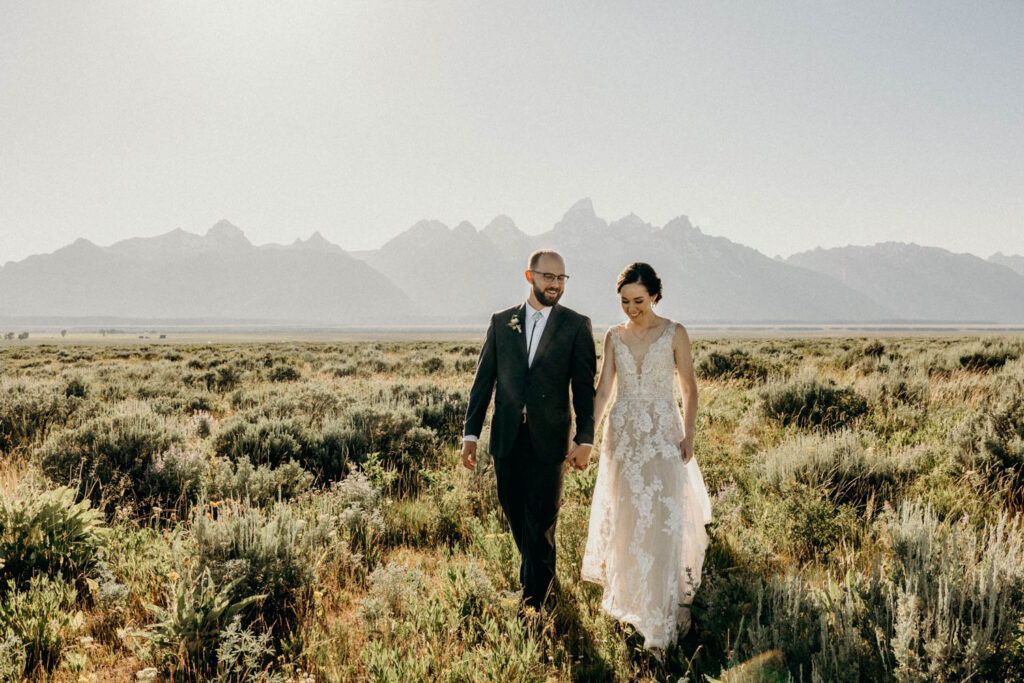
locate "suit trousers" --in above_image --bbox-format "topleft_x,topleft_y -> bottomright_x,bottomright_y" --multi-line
493,420 -> 567,608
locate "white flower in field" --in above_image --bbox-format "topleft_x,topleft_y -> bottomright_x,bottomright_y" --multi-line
136,668 -> 158,681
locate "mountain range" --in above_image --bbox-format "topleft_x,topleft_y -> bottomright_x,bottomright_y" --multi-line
2,200 -> 1023,326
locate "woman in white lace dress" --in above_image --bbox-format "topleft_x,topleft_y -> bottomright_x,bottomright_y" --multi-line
577,262 -> 712,652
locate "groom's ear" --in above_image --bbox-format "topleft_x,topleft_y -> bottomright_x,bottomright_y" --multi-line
524,269 -> 534,285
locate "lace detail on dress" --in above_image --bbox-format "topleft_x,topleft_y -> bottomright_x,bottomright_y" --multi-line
581,321 -> 712,650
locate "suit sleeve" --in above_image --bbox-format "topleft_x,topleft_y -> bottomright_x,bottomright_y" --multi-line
570,315 -> 597,445
464,314 -> 498,439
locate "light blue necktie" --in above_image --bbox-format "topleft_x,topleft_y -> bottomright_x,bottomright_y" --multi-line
526,310 -> 543,365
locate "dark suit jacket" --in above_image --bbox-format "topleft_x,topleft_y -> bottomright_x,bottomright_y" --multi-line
464,303 -> 596,462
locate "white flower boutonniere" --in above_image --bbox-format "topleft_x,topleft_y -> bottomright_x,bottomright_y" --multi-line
508,315 -> 522,334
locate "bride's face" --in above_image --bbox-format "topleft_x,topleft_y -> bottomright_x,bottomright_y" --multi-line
620,282 -> 654,322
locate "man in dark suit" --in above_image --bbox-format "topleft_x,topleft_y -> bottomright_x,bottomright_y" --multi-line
462,249 -> 596,610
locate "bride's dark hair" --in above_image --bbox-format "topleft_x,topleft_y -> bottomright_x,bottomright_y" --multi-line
616,262 -> 663,303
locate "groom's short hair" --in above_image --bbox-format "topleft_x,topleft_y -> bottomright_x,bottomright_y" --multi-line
529,249 -> 563,270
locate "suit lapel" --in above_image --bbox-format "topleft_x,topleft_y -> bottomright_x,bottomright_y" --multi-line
530,304 -> 562,370
512,304 -> 528,361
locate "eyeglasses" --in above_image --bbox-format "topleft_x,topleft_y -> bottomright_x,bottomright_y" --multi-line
531,270 -> 570,284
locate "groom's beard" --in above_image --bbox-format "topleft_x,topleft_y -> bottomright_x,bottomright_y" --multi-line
534,282 -> 563,307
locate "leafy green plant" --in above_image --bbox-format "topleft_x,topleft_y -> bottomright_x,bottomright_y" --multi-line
144,568 -> 265,679
0,486 -> 107,595
0,575 -> 82,673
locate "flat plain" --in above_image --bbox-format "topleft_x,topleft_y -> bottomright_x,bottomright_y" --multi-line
2,333 -> 1024,681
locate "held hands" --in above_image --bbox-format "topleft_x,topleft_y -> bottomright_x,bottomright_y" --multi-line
567,443 -> 592,471
679,435 -> 694,464
461,440 -> 478,471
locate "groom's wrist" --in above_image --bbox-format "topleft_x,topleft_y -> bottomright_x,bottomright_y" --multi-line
463,435 -> 478,443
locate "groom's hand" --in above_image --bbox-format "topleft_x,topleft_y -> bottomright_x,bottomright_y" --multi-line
461,440 -> 478,471
568,444 -> 592,470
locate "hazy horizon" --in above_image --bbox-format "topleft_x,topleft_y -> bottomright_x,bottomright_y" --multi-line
3,1 -> 1023,264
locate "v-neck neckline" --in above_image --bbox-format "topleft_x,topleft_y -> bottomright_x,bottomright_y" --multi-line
616,322 -> 674,376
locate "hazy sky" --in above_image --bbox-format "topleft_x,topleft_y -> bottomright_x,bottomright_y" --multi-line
2,1 -> 1022,264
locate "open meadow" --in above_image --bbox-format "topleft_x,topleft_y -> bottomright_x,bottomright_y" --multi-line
3,334 -> 1024,682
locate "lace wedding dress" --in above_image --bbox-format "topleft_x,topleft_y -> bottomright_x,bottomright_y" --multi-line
581,322 -> 712,650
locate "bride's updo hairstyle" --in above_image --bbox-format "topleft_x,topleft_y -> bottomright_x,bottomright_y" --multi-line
616,262 -> 663,303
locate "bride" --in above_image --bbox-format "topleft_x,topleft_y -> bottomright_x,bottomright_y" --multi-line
572,262 -> 712,653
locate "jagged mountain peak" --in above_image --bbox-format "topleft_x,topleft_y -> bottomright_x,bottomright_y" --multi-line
453,221 -> 477,237
662,215 -> 700,235
610,213 -> 655,235
483,215 -> 520,234
206,220 -> 250,244
563,197 -> 596,220
554,198 -> 608,236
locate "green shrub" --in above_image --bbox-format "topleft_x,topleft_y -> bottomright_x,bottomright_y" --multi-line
144,446 -> 209,511
0,575 -> 81,673
0,630 -> 27,683
443,559 -> 497,620
144,568 -> 265,679
756,431 -> 905,505
959,346 -> 1019,372
38,405 -> 183,511
207,458 -> 314,507
63,376 -> 89,399
268,365 -> 301,382
191,502 -> 324,637
696,348 -> 773,383
759,373 -> 868,431
0,382 -> 77,453
734,500 -> 1024,681
213,418 -> 307,467
420,356 -> 444,374
312,470 -> 385,557
761,482 -> 856,562
863,339 -> 886,358
0,487 -> 107,595
360,562 -> 426,627
957,378 -> 1024,492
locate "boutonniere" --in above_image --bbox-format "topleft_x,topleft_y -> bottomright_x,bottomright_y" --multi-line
508,315 -> 522,334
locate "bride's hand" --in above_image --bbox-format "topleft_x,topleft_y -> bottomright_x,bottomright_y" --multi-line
679,436 -> 694,464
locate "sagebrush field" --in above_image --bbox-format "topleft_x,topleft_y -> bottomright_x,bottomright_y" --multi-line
2,335 -> 1024,682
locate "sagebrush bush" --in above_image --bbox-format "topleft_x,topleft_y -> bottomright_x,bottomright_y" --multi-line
0,630 -> 27,683
311,470 -> 386,559
0,381 -> 78,453
191,501 -> 324,636
360,562 -> 426,626
959,343 -> 1019,372
207,457 -> 314,507
144,446 -> 209,511
734,500 -> 1024,681
37,405 -> 183,511
696,348 -> 774,383
759,372 -> 868,430
756,431 -> 905,505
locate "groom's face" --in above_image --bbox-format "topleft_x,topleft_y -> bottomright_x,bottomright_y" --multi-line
526,254 -> 566,307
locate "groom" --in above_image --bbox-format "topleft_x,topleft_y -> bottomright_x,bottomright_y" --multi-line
462,249 -> 596,610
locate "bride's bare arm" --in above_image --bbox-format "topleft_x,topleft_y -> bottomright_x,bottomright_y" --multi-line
672,323 -> 698,462
571,329 -> 617,470
593,328 -> 618,431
